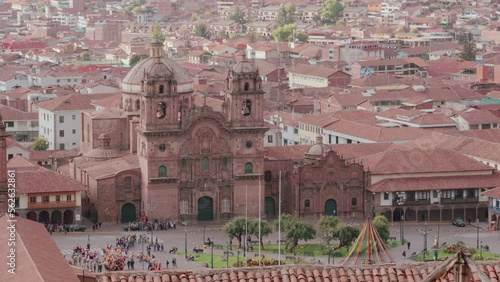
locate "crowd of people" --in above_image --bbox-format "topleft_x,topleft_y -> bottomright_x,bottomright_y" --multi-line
123,219 -> 178,232
67,245 -> 104,273
45,223 -> 87,233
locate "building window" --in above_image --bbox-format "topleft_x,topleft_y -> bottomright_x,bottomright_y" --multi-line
222,157 -> 228,166
180,159 -> 187,167
221,197 -> 230,213
56,195 -> 61,202
42,196 -> 49,202
351,198 -> 357,206
72,129 -> 76,134
305,199 -> 310,208
201,157 -> 209,170
264,170 -> 272,182
158,165 -> 167,177
29,196 -> 36,203
244,162 -> 253,174
268,135 -> 273,143
180,200 -> 189,215
244,82 -> 250,91
72,115 -> 76,120
4,121 -> 14,127
442,190 -> 452,199
124,177 -> 132,189
59,130 -> 65,137
156,102 -> 167,119
159,85 -> 164,94
7,154 -> 13,160
67,194 -> 72,201
384,192 -> 389,200
159,143 -> 166,152
59,143 -> 65,150
59,116 -> 64,123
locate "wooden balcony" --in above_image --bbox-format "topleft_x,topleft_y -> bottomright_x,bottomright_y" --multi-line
440,197 -> 479,204
392,199 -> 430,206
28,201 -> 77,209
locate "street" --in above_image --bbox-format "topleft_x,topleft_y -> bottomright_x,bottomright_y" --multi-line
51,221 -> 500,271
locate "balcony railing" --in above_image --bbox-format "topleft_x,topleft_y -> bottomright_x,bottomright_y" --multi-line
28,201 -> 77,209
440,197 -> 479,204
392,199 -> 430,206
489,206 -> 500,213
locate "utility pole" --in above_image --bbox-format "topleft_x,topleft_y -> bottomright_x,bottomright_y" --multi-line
184,229 -> 188,259
476,218 -> 480,249
420,221 -> 429,262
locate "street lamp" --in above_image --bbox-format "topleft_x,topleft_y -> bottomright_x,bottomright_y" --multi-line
400,215 -> 405,244
211,240 -> 214,269
476,218 -> 480,249
226,241 -> 230,268
237,250 -> 240,267
480,241 -> 483,260
141,238 -> 144,270
148,201 -> 156,245
328,247 -> 335,265
420,221 -> 429,262
184,229 -> 188,259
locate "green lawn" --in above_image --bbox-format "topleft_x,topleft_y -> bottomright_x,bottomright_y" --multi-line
179,252 -> 242,269
409,248 -> 500,262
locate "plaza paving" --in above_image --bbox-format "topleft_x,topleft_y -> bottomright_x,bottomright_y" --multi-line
51,220 -> 500,272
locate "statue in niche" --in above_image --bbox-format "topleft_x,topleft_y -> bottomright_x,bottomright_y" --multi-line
126,98 -> 132,111
140,141 -> 146,157
123,98 -> 130,111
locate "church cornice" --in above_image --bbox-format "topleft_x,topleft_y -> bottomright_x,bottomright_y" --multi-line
234,174 -> 263,180
230,126 -> 269,134
149,177 -> 178,184
139,130 -> 182,137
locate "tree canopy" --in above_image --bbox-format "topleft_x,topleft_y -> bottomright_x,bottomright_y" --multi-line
273,23 -> 296,42
459,32 -> 477,61
228,7 -> 246,25
151,23 -> 166,43
248,219 -> 272,249
224,216 -> 248,248
194,23 -> 210,39
337,224 -> 360,248
321,0 -> 344,24
373,215 -> 390,242
275,2 -> 296,27
275,214 -> 316,253
318,215 -> 342,244
129,54 -> 142,67
31,137 -> 49,151
79,51 -> 91,61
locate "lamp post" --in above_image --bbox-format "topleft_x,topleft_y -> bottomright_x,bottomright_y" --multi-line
141,239 -> 144,270
226,241 -> 230,268
328,247 -> 335,265
476,218 -> 480,249
480,241 -> 483,260
420,221 -> 429,262
148,201 -> 156,245
237,250 -> 240,267
400,215 -> 405,244
211,240 -> 214,269
203,224 -> 206,246
184,228 -> 188,259
437,219 -> 440,247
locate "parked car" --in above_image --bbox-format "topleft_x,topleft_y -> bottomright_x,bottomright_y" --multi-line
452,218 -> 466,227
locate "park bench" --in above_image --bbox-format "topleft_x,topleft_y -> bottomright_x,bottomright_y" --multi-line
277,239 -> 286,244
285,256 -> 297,261
213,244 -> 224,250
223,251 -> 234,256
389,237 -> 397,241
251,240 -> 259,244
193,248 -> 204,254
303,251 -> 315,257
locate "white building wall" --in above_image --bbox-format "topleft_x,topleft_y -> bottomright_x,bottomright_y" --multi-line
38,109 -> 56,150
54,110 -> 84,150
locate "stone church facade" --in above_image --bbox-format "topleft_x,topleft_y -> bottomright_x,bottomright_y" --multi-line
68,43 -> 368,223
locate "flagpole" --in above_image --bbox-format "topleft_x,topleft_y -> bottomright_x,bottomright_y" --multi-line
258,174 -> 262,266
278,170 -> 282,263
245,184 -> 248,263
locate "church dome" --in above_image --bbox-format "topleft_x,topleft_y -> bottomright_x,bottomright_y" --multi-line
305,136 -> 330,157
232,60 -> 256,74
121,43 -> 193,94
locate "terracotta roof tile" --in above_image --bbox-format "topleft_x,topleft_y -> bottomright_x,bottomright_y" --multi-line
0,104 -> 38,120
36,93 -> 114,112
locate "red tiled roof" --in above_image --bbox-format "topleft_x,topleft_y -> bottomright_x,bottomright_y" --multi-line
0,105 -> 38,120
36,94 -> 114,112
458,110 -> 500,125
290,64 -> 348,78
369,171 -> 500,192
482,186 -> 500,198
0,215 -> 80,282
7,155 -> 87,193
94,261 -> 500,282
29,150 -> 60,161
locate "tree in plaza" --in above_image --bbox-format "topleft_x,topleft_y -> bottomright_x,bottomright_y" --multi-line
459,32 -> 477,61
248,219 -> 272,250
275,2 -> 296,27
275,214 -> 316,253
194,23 -> 211,39
31,137 -> 49,151
223,216 -> 247,248
129,54 -> 142,67
373,215 -> 390,242
318,215 -> 342,244
273,23 -> 296,42
296,32 -> 309,42
337,224 -> 360,249
321,0 -> 344,25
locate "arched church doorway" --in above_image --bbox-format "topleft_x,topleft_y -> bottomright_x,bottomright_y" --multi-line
265,197 -> 275,218
121,203 -> 136,223
198,196 -> 213,221
63,210 -> 74,224
324,199 -> 337,216
26,211 -> 37,221
52,210 -> 62,224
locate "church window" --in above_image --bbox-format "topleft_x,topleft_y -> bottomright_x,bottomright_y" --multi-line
201,157 -> 209,170
351,198 -> 357,206
158,165 -> 167,177
135,99 -> 140,110
180,200 -> 189,214
156,102 -> 167,119
221,198 -> 231,213
258,83 -> 261,89
242,99 -> 251,116
245,141 -> 253,148
181,159 -> 187,167
305,200 -> 310,208
159,143 -> 166,152
244,82 -> 250,91
124,177 -> 132,189
222,157 -> 228,166
178,102 -> 182,123
159,85 -> 164,94
264,170 -> 272,182
244,162 -> 253,174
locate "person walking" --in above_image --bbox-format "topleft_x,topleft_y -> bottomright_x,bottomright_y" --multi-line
172,258 -> 177,268
402,250 -> 406,259
165,259 -> 170,269
407,241 -> 411,250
